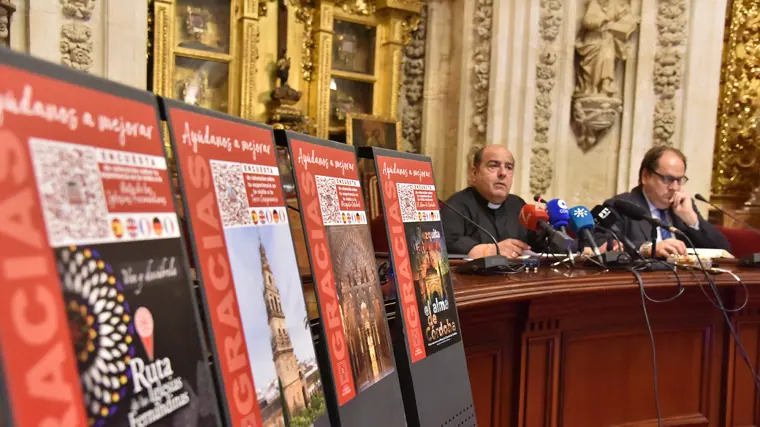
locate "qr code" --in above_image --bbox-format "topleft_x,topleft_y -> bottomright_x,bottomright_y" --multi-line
29,139 -> 110,246
397,183 -> 418,222
210,161 -> 251,228
316,175 -> 342,224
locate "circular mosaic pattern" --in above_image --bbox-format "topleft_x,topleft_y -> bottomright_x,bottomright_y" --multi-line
59,246 -> 136,426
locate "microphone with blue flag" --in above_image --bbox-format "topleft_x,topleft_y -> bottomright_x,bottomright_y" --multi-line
546,199 -> 575,261
569,205 -> 603,260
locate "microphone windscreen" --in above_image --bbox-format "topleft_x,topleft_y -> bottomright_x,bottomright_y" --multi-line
519,204 -> 549,231
568,206 -> 595,233
694,193 -> 707,202
546,199 -> 570,228
533,194 -> 546,204
591,205 -> 621,229
612,199 -> 648,220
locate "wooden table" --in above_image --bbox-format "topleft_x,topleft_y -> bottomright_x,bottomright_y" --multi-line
453,262 -> 760,427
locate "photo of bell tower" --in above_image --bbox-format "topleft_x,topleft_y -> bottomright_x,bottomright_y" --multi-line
261,242 -> 308,414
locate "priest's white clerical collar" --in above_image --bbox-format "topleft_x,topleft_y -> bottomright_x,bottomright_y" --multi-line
487,202 -> 502,210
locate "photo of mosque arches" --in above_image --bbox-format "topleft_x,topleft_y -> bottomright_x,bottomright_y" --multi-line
325,224 -> 395,392
225,224 -> 326,427
404,221 -> 461,354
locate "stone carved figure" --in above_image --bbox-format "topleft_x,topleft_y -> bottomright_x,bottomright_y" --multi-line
572,0 -> 639,150
0,1 -> 15,48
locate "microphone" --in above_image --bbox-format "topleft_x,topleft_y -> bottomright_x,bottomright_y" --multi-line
533,194 -> 547,204
438,199 -> 521,274
608,199 -> 684,236
519,204 -> 575,250
590,205 -> 638,253
546,198 -> 575,264
695,193 -> 760,236
568,206 -> 603,259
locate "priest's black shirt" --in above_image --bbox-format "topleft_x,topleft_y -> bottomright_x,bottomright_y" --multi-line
441,187 -> 543,255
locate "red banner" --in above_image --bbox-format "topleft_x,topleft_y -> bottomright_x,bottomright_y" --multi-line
167,106 -> 270,427
289,138 -> 359,405
0,61 -> 177,427
375,155 -> 439,363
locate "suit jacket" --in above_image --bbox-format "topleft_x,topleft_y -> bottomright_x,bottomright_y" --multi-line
602,186 -> 731,252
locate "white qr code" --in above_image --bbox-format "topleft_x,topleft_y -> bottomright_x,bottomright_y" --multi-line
210,161 -> 252,228
29,139 -> 110,246
315,175 -> 342,224
397,183 -> 418,222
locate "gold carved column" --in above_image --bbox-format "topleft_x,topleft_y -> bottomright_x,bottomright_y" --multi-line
307,0 -> 421,140
712,0 -> 760,221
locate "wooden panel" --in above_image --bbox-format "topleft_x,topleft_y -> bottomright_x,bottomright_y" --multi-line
726,302 -> 760,427
460,303 -> 522,427
519,290 -> 724,427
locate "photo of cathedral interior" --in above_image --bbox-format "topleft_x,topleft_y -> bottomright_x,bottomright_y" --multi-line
326,224 -> 395,392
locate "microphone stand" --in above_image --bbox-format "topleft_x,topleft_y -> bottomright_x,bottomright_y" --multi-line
650,226 -> 658,260
557,225 -> 575,267
438,199 -> 522,275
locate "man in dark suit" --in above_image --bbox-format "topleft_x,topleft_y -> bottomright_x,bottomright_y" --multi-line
605,146 -> 731,257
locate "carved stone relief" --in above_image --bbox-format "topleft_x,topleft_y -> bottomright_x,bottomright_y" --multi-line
398,4 -> 427,153
466,0 -> 494,166
652,0 -> 687,146
61,0 -> 95,20
0,1 -> 14,48
572,0 -> 639,151
60,22 -> 93,71
60,0 -> 95,73
529,0 -> 563,196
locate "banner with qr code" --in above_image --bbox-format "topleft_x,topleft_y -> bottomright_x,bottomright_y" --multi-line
0,52 -> 222,427
373,151 -> 462,361
164,101 -> 329,427
286,135 -> 396,409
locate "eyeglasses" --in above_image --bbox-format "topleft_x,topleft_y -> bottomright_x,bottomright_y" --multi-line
651,170 -> 689,186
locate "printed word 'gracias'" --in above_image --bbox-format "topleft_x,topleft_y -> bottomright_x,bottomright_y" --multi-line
181,122 -> 269,160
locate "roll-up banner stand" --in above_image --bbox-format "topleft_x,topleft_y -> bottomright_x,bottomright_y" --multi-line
358,146 -> 477,427
159,98 -> 330,427
0,49 -> 223,427
274,129 -> 407,427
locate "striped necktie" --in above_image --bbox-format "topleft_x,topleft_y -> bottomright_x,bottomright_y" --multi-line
656,209 -> 672,240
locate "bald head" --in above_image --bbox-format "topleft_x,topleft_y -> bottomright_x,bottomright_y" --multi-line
471,145 -> 515,204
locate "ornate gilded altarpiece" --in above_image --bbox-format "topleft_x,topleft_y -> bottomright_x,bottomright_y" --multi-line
150,0 -> 259,118
307,0 -> 421,141
712,0 -> 760,224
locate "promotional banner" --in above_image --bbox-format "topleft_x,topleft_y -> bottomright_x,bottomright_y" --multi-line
0,51 -> 222,427
375,154 -> 460,362
162,100 -> 327,427
280,131 -> 405,426
367,147 -> 474,427
288,136 -> 392,403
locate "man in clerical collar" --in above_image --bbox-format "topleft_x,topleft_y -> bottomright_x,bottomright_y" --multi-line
441,145 -> 540,259
604,146 -> 730,257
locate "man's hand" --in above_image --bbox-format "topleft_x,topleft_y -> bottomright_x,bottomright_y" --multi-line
498,239 -> 530,259
670,191 -> 699,227
643,238 -> 687,257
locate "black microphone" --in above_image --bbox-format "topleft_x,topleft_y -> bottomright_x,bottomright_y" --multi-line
591,205 -> 638,253
608,199 -> 685,236
695,193 -> 760,236
533,194 -> 547,204
438,199 -> 522,274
